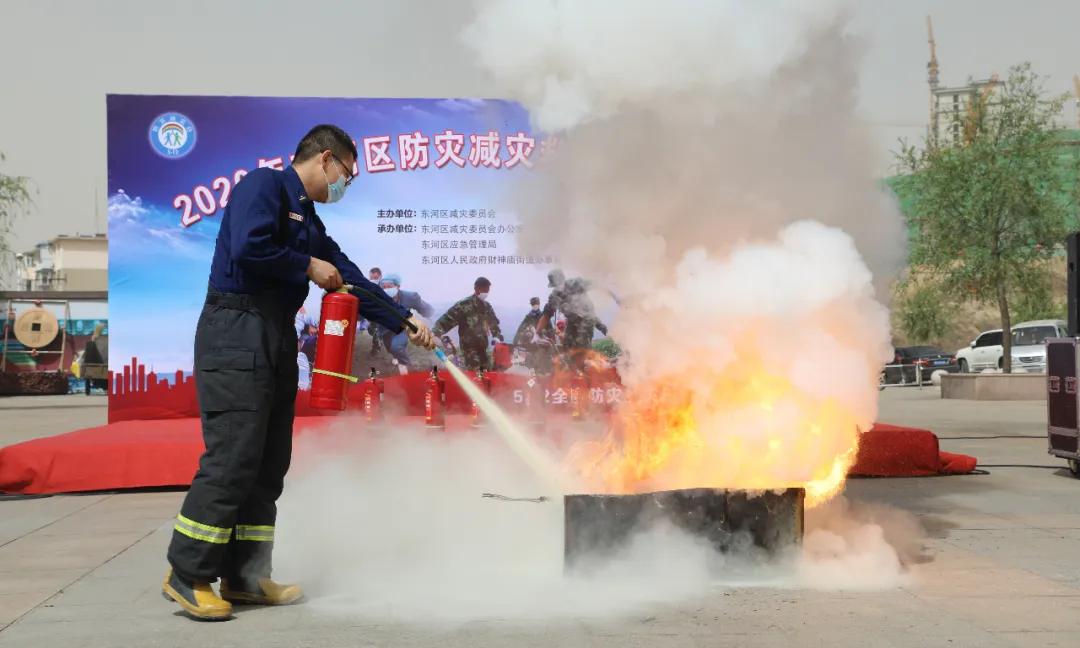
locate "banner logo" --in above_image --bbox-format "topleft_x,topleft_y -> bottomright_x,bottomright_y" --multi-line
149,112 -> 197,159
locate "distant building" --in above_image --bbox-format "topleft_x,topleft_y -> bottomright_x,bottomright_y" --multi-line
14,233 -> 107,292
924,16 -> 1004,148
930,78 -> 1003,147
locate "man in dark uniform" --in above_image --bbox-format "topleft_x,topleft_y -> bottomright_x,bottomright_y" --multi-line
162,125 -> 435,621
432,277 -> 503,370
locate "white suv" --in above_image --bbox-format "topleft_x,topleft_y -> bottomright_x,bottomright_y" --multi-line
1010,319 -> 1068,373
955,319 -> 1068,373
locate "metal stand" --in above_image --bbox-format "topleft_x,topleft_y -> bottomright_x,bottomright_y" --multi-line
880,362 -> 925,389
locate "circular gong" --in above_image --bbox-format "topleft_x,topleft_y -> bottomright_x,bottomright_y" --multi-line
14,308 -> 60,349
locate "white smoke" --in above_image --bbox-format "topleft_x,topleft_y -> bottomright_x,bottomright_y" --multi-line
463,0 -> 848,133
798,496 -> 921,591
463,0 -> 902,497
275,429 -> 916,621
464,0 -> 905,294
275,427 -> 715,621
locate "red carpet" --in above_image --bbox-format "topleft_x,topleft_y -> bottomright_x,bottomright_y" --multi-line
0,418 -> 209,495
0,415 -> 490,495
0,418 -> 977,495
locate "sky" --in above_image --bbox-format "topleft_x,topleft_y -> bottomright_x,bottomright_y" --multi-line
1,0 -> 1079,253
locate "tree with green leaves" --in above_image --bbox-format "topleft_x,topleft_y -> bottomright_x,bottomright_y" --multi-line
895,278 -> 952,345
894,63 -> 1080,373
1,152 -> 32,289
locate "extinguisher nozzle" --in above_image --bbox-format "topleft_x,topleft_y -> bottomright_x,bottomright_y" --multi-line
434,347 -> 448,363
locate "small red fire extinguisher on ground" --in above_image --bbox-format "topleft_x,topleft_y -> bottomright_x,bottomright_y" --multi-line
525,371 -> 546,421
363,367 -> 384,423
310,289 -> 360,410
425,365 -> 446,429
470,369 -> 492,428
492,341 -> 512,371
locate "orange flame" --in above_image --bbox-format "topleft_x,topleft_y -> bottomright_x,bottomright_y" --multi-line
568,355 -> 863,508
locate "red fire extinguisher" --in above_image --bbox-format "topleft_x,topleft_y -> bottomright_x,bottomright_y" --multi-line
570,370 -> 589,421
525,370 -> 546,423
363,367 -> 384,423
470,369 -> 492,427
492,341 -> 512,371
425,365 -> 446,428
310,290 -> 360,410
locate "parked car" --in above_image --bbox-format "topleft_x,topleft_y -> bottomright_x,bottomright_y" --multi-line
955,319 -> 1067,373
1010,319 -> 1068,374
955,329 -> 1003,373
883,346 -> 959,384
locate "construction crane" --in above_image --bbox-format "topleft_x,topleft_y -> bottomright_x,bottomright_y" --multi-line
926,16 -> 940,143
926,16 -> 940,90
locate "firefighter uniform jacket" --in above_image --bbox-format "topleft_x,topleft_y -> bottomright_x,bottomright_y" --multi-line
207,166 -> 410,331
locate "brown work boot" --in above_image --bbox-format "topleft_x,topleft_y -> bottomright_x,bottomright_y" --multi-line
219,577 -> 304,606
161,568 -> 232,621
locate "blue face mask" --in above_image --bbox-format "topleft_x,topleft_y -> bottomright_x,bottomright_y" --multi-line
323,166 -> 348,204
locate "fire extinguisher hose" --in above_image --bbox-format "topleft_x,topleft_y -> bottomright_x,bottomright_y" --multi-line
311,368 -> 360,383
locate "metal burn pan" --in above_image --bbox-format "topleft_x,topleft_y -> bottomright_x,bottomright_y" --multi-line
564,487 -> 805,571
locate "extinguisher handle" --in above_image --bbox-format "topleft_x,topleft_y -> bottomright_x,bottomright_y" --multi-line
338,284 -> 419,333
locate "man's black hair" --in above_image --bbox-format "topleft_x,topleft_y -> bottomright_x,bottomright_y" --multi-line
294,124 -> 358,164
474,277 -> 492,290
369,267 -> 382,275
530,297 -> 540,305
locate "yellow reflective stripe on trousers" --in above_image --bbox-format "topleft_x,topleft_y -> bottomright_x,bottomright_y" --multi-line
235,524 -> 275,542
174,514 -> 231,544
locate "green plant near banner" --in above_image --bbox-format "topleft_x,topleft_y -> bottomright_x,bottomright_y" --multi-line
592,337 -> 621,359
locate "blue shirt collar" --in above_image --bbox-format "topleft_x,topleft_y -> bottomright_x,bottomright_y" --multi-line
283,166 -> 316,215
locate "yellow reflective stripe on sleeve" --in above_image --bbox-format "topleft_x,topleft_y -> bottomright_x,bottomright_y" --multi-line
174,514 -> 231,544
235,524 -> 275,542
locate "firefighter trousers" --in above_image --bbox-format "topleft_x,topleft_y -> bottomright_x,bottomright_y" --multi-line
167,290 -> 298,584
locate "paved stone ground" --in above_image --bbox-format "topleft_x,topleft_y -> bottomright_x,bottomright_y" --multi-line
1,388 -> 1079,647
0,394 -> 107,446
